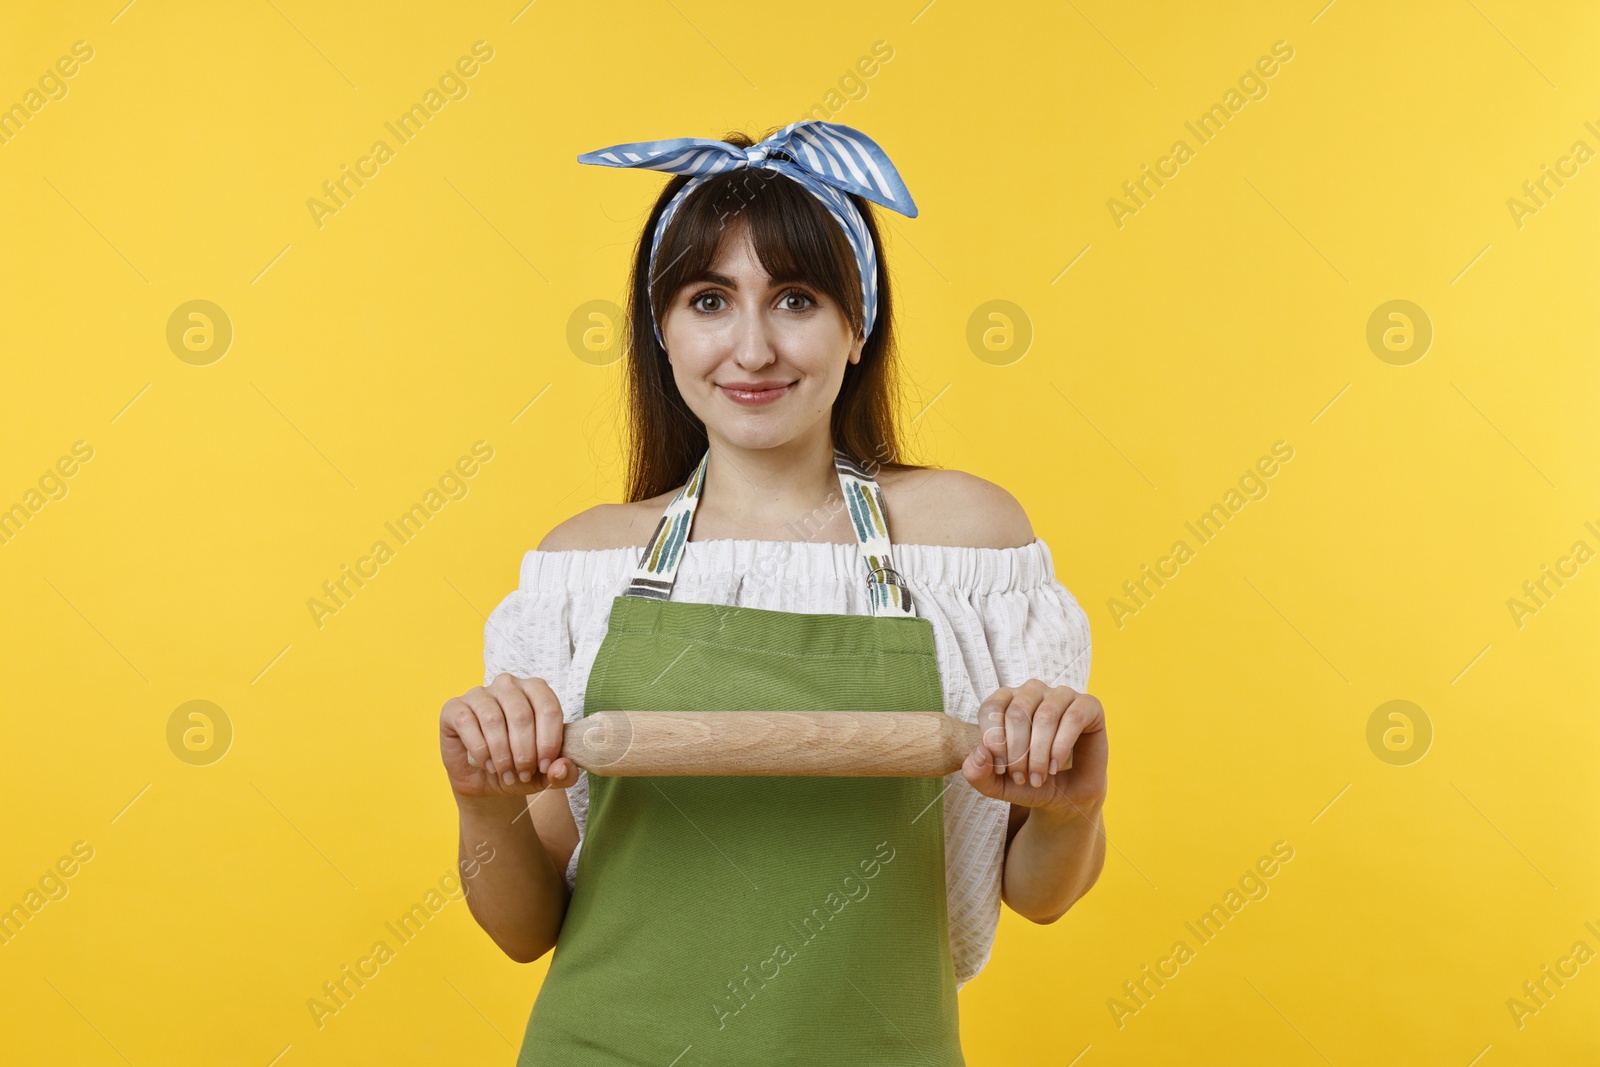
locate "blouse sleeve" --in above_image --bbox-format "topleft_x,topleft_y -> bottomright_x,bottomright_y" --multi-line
915,540 -> 1093,989
482,564 -> 579,696
481,550 -> 613,893
975,571 -> 1093,696
913,540 -> 1094,723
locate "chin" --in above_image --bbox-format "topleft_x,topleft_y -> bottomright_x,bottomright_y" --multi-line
709,422 -> 807,452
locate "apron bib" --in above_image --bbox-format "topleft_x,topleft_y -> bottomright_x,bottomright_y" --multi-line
518,448 -> 965,1066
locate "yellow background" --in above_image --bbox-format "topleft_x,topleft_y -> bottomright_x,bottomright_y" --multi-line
2,1 -> 1597,1063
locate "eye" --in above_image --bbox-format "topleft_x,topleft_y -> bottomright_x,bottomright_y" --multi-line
689,290 -> 726,314
779,289 -> 817,312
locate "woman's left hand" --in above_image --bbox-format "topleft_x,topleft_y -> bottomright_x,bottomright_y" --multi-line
961,680 -> 1107,814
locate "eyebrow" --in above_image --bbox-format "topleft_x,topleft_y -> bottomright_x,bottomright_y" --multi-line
685,270 -> 813,290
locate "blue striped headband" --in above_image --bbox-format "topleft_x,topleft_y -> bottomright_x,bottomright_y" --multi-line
577,120 -> 918,348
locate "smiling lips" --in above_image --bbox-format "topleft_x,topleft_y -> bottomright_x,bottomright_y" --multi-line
718,381 -> 793,406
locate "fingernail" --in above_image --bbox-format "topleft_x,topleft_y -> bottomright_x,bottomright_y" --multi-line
485,759 -> 495,774
1049,759 -> 1058,775
1030,773 -> 1042,787
539,758 -> 550,773
520,771 -> 532,782
502,771 -> 514,784
1012,771 -> 1024,785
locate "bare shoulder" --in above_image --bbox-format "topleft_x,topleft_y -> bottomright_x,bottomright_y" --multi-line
536,491 -> 675,552
876,466 -> 1034,550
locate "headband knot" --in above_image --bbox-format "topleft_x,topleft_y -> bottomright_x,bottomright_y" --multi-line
577,120 -> 918,347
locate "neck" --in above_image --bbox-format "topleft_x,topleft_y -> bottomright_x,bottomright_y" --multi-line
698,427 -> 843,540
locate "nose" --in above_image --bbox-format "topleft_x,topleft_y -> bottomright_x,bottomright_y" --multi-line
730,298 -> 778,370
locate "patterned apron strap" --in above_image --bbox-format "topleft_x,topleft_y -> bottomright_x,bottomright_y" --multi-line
832,449 -> 915,617
623,447 -> 916,618
622,450 -> 708,602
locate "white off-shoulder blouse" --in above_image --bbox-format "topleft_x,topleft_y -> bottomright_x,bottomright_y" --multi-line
481,536 -> 1093,989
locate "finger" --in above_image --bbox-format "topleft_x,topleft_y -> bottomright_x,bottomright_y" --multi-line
444,698 -> 491,775
1064,693 -> 1104,770
1005,684 -> 1045,786
979,688 -> 1012,773
1028,688 -> 1073,785
962,744 -> 1004,799
465,691 -> 515,786
1050,710 -> 1080,776
1059,696 -> 1108,790
520,677 -> 565,776
490,675 -> 537,783
545,756 -> 577,790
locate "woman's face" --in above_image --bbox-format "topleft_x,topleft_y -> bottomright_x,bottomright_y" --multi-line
659,222 -> 865,453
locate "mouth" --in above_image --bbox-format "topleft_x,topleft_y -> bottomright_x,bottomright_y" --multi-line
717,382 -> 793,406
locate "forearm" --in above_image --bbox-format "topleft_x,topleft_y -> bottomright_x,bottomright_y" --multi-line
1001,797 -> 1107,923
456,793 -> 567,962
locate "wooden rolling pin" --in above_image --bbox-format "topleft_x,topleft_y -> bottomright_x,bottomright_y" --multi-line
540,710 -> 1069,777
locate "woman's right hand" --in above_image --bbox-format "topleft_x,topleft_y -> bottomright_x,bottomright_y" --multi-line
440,674 -> 578,799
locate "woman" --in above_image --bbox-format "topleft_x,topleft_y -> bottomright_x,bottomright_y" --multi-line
438,120 -> 1108,1065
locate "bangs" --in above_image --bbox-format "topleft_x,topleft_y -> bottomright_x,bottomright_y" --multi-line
648,170 -> 865,337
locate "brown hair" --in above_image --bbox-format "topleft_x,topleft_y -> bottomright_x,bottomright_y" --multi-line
620,128 -> 927,503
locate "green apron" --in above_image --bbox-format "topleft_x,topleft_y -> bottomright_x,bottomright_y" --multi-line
518,448 -> 965,1065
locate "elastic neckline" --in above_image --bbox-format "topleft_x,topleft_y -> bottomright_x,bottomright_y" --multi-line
522,536 -> 1060,597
